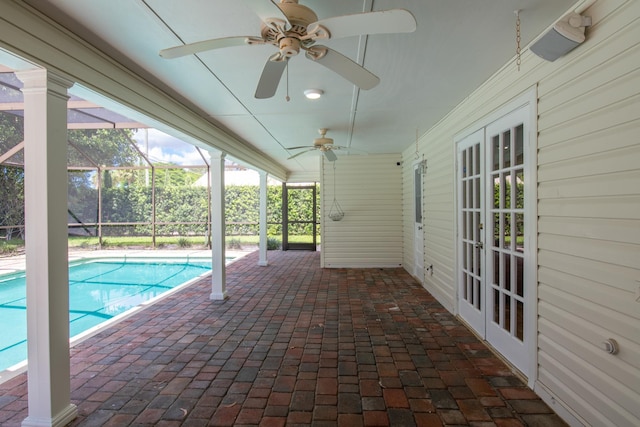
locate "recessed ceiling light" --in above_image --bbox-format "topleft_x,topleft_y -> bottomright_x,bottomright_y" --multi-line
304,89 -> 323,100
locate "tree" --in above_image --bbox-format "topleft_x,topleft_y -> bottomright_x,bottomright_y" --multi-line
0,166 -> 24,239
0,112 -> 25,238
68,128 -> 140,167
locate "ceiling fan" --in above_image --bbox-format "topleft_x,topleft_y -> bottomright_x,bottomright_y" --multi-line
287,128 -> 349,162
159,0 -> 417,99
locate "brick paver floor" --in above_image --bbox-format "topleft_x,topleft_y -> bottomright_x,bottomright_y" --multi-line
0,250 -> 566,426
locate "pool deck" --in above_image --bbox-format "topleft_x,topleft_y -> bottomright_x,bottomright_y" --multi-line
0,250 -> 567,426
0,247 -> 255,275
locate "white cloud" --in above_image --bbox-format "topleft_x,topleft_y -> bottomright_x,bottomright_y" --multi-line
133,129 -> 208,166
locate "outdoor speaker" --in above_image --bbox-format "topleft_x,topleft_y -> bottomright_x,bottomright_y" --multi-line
530,13 -> 591,62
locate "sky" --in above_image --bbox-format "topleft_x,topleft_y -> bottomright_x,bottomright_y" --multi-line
132,128 -> 209,166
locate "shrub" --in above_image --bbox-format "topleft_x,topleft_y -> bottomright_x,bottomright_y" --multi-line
227,238 -> 242,250
267,237 -> 281,250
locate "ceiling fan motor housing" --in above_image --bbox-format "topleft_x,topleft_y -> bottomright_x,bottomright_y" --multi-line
314,137 -> 333,147
262,0 -> 319,58
279,1 -> 318,27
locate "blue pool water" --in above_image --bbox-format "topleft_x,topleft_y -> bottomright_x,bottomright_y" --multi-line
0,259 -> 211,373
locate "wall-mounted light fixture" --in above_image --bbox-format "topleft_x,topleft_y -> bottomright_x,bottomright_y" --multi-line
304,89 -> 323,100
530,12 -> 592,62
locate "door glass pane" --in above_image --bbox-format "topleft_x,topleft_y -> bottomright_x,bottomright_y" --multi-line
493,213 -> 500,249
463,149 -> 469,178
492,250 -> 499,285
502,130 -> 511,168
500,173 -> 507,209
474,278 -> 481,309
504,213 -> 511,249
516,254 -> 524,297
474,144 -> 481,176
515,213 -> 524,251
415,168 -> 422,224
462,272 -> 468,299
516,301 -> 524,341
516,171 -> 524,208
462,211 -> 468,239
493,175 -> 500,209
492,136 -> 500,171
515,124 -> 524,166
493,289 -> 500,324
502,253 -> 509,288
503,294 -> 511,332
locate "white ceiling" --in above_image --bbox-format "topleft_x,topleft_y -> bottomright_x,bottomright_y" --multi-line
23,0 -> 577,178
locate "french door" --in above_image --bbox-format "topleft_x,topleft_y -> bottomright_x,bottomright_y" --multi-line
414,162 -> 425,282
457,104 -> 533,378
457,130 -> 485,333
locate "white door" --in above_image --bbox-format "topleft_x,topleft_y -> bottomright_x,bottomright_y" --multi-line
457,130 -> 485,334
457,104 -> 533,378
484,106 -> 530,376
414,162 -> 424,282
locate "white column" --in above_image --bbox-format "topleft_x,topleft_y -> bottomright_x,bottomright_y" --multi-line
258,170 -> 269,266
17,69 -> 78,427
209,151 -> 227,300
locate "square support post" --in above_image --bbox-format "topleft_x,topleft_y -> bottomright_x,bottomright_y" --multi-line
258,170 -> 269,266
209,151 -> 227,300
17,69 -> 78,427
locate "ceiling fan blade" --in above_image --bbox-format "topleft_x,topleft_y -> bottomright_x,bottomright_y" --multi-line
255,56 -> 288,99
335,145 -> 367,154
288,148 -> 315,160
242,0 -> 290,30
308,9 -> 416,40
287,146 -> 314,150
323,149 -> 338,162
160,36 -> 263,59
306,46 -> 379,90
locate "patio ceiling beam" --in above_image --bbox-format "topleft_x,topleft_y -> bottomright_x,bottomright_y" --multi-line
66,122 -> 147,129
0,99 -> 103,110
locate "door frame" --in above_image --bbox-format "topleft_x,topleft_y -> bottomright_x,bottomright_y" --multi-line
453,87 -> 538,385
456,129 -> 486,335
282,183 -> 318,251
413,159 -> 426,283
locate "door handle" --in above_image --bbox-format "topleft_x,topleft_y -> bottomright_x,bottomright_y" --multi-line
418,226 -> 423,230
474,242 -> 484,249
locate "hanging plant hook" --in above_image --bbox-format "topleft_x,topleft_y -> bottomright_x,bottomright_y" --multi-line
328,161 -> 344,221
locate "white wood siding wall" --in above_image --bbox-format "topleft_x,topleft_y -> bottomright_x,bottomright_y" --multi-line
402,0 -> 640,425
321,154 -> 403,268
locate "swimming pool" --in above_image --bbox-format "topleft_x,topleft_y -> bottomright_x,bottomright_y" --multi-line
0,258 -> 212,374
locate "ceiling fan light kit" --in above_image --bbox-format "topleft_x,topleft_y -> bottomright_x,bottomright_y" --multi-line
160,0 -> 417,99
304,89 -> 323,99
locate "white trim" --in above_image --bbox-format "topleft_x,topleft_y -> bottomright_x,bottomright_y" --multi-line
534,381 -> 587,427
455,129 -> 486,335
412,158 -> 425,284
454,86 -> 537,145
526,85 -> 539,388
21,404 -> 78,427
453,87 -> 538,384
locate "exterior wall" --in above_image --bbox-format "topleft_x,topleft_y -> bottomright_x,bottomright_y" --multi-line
321,154 -> 403,268
402,0 -> 640,425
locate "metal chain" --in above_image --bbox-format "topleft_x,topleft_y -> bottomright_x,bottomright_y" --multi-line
515,10 -> 521,71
